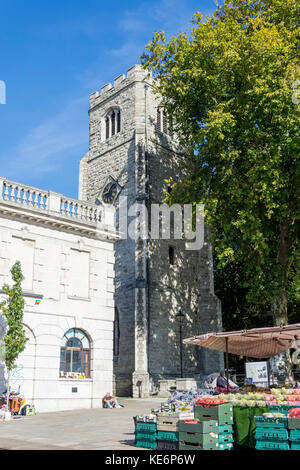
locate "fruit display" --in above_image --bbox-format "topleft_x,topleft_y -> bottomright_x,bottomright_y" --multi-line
263,412 -> 286,418
214,388 -> 300,407
194,397 -> 228,406
289,408 -> 300,418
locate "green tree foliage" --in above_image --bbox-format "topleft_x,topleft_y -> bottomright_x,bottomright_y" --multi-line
0,261 -> 28,370
142,0 -> 300,327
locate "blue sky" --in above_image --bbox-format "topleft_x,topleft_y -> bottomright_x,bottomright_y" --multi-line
0,0 -> 216,198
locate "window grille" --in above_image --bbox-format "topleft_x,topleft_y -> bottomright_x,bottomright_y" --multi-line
157,108 -> 161,132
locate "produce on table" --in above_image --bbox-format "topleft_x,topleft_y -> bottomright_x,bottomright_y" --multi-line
194,397 -> 228,405
208,388 -> 300,407
289,408 -> 300,418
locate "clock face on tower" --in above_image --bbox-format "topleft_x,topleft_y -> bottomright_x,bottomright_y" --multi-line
102,181 -> 118,204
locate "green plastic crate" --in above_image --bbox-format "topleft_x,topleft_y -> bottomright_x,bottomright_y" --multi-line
255,440 -> 290,450
179,441 -> 219,451
288,418 -> 300,430
136,440 -> 157,449
289,429 -> 300,442
179,431 -> 218,448
219,434 -> 234,443
135,422 -> 157,433
291,442 -> 300,450
254,416 -> 287,429
255,428 -> 289,441
218,424 -> 233,434
268,407 -> 289,416
157,431 -> 179,442
135,432 -> 157,442
219,442 -> 234,450
157,440 -> 179,450
179,420 -> 218,434
194,403 -> 233,425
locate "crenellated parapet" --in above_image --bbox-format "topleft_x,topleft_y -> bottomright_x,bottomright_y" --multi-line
89,64 -> 152,110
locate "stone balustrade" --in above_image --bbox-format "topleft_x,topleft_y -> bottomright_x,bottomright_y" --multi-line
0,177 -> 106,226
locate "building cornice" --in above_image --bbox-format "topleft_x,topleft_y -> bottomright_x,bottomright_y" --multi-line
0,177 -> 119,242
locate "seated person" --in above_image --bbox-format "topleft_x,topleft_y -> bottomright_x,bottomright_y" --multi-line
102,392 -> 123,408
215,370 -> 239,393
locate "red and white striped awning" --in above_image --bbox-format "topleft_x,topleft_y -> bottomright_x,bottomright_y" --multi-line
183,324 -> 300,358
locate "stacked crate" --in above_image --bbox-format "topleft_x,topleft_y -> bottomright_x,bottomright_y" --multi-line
157,412 -> 180,450
194,402 -> 234,451
218,424 -> 234,451
254,416 -> 290,450
135,418 -> 157,449
288,417 -> 300,450
179,419 -> 219,451
161,402 -> 171,412
269,404 -> 300,416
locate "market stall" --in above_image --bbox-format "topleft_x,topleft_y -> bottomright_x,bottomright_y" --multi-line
182,323 -> 300,449
134,388 -> 300,450
133,324 -> 300,450
183,323 -> 300,391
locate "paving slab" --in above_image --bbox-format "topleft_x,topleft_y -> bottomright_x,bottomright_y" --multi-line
0,398 -> 162,450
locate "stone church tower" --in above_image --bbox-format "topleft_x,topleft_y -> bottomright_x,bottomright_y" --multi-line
79,65 -> 224,397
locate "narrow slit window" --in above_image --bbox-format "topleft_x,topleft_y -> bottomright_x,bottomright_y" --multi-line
105,117 -> 110,139
111,111 -> 115,136
169,246 -> 175,265
117,111 -> 121,133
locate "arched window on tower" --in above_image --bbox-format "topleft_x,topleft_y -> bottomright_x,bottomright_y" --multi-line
163,110 -> 168,134
157,107 -> 162,132
59,328 -> 91,379
157,107 -> 171,136
105,108 -> 121,140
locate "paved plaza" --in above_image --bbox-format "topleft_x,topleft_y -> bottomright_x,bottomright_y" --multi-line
0,398 -> 162,450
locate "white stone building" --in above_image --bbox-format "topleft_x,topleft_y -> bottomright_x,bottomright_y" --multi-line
0,177 -> 118,412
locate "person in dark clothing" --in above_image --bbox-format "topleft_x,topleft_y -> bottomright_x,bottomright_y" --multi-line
216,370 -> 228,390
216,370 -> 239,393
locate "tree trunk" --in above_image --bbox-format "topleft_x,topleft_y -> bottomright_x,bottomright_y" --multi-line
271,291 -> 288,327
6,369 -> 10,413
269,222 -> 294,385
271,221 -> 289,326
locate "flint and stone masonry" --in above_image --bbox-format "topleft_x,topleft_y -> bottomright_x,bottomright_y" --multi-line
79,65 -> 224,397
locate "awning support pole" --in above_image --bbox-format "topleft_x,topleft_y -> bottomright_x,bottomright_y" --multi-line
226,337 -> 229,393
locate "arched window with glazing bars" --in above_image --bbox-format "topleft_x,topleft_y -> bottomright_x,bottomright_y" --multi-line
60,328 -> 91,378
105,108 -> 121,140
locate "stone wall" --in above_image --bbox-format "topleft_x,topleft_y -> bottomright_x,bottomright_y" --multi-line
0,183 -> 117,412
